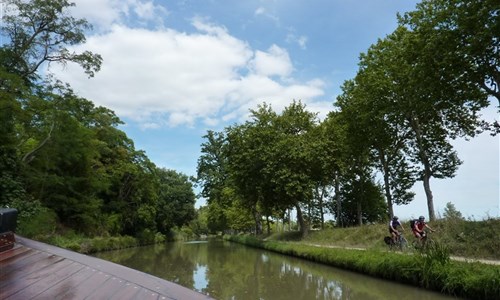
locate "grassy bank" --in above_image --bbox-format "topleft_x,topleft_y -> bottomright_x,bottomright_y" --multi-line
292,217 -> 500,260
227,234 -> 500,300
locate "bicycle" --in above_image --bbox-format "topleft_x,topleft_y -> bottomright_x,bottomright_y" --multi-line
411,230 -> 434,251
384,233 -> 408,251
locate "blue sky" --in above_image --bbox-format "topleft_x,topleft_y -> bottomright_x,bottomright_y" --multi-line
48,0 -> 498,220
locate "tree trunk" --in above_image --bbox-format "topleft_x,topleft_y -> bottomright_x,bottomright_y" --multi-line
295,204 -> 308,237
411,116 -> 436,221
380,152 -> 394,219
334,171 -> 342,227
422,165 -> 436,221
266,215 -> 271,235
319,186 -> 325,229
357,200 -> 363,226
252,204 -> 262,234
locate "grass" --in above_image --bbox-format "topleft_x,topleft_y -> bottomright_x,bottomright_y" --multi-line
270,217 -> 500,260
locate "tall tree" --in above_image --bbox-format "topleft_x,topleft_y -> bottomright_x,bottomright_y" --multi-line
345,57 -> 417,218
400,0 -> 499,105
1,0 -> 102,80
266,101 -> 318,235
197,130 -> 228,205
359,27 -> 487,220
156,168 -> 196,233
224,106 -> 277,234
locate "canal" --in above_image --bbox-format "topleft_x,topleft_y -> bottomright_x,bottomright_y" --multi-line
93,239 -> 458,300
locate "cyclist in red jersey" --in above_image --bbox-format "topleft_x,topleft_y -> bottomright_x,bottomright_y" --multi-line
412,216 -> 435,241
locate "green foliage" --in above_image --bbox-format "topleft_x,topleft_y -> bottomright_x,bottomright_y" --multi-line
400,0 -> 499,105
136,228 -> 156,245
443,202 -> 464,220
16,206 -> 58,238
155,168 -> 196,233
1,0 -> 102,78
189,206 -> 209,236
47,234 -> 139,254
154,232 -> 166,243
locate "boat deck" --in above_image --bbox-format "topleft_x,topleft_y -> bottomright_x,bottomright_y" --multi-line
0,236 -> 212,300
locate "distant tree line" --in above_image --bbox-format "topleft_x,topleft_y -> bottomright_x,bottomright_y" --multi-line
0,0 -> 196,240
196,0 -> 498,236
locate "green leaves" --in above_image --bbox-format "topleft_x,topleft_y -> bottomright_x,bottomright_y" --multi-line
1,0 -> 102,79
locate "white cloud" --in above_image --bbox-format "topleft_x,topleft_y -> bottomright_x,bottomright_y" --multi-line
253,6 -> 280,25
70,0 -> 167,29
286,34 -> 308,50
250,45 -> 293,77
254,7 -> 266,16
69,0 -> 120,28
51,19 -> 329,127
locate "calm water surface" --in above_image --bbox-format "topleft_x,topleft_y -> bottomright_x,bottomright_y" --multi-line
93,239 -> 459,300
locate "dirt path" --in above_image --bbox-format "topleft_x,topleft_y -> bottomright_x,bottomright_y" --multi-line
449,256 -> 500,265
305,243 -> 500,265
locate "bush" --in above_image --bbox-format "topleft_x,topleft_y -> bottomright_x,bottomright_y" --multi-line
137,228 -> 156,244
17,208 -> 58,238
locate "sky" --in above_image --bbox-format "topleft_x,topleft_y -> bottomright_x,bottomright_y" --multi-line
43,0 -> 498,220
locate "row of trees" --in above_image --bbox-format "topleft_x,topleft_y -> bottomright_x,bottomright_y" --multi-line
196,0 -> 498,235
0,0 -> 197,239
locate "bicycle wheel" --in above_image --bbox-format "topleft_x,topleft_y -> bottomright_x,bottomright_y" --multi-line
399,236 -> 408,251
422,238 -> 435,250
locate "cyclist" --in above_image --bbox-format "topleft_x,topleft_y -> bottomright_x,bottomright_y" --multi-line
389,216 -> 404,244
412,216 -> 435,243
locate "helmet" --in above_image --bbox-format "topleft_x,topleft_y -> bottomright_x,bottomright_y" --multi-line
419,216 -> 425,221
392,216 -> 398,220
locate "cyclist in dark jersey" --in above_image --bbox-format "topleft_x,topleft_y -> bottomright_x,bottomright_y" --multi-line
389,216 -> 404,244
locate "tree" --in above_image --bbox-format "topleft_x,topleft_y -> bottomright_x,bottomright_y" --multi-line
338,175 -> 387,226
269,101 -> 319,234
196,130 -> 228,204
400,0 -> 499,105
1,0 -> 102,80
224,114 -> 274,234
321,112 -> 349,227
443,201 -> 464,220
356,27 -> 487,221
1,0 -> 103,222
0,59 -> 28,207
156,168 -> 197,233
334,78 -> 416,220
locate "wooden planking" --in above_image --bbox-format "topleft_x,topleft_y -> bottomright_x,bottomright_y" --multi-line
0,249 -> 38,279
0,253 -> 67,290
1,259 -> 77,299
0,236 -> 213,300
5,261 -> 84,299
35,266 -> 106,299
58,269 -> 113,300
0,251 -> 64,282
86,275 -> 128,299
108,282 -> 143,300
0,245 -> 32,262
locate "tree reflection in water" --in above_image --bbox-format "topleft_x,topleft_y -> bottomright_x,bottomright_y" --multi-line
93,239 -> 458,300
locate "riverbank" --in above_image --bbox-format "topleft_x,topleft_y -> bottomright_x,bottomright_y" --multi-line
226,234 -> 500,300
289,217 -> 500,260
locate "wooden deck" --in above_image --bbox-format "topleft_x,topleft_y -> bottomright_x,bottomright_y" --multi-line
0,236 -> 212,300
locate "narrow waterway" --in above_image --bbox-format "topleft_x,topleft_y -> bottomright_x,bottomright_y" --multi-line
93,239 -> 459,300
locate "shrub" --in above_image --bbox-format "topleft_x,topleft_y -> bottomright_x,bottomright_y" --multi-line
17,208 -> 58,238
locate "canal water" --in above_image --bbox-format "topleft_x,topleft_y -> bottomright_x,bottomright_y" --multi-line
93,239 -> 459,300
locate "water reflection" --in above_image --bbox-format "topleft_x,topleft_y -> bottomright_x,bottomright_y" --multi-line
93,239 -> 458,300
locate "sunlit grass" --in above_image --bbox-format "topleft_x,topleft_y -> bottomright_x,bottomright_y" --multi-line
267,217 -> 500,259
